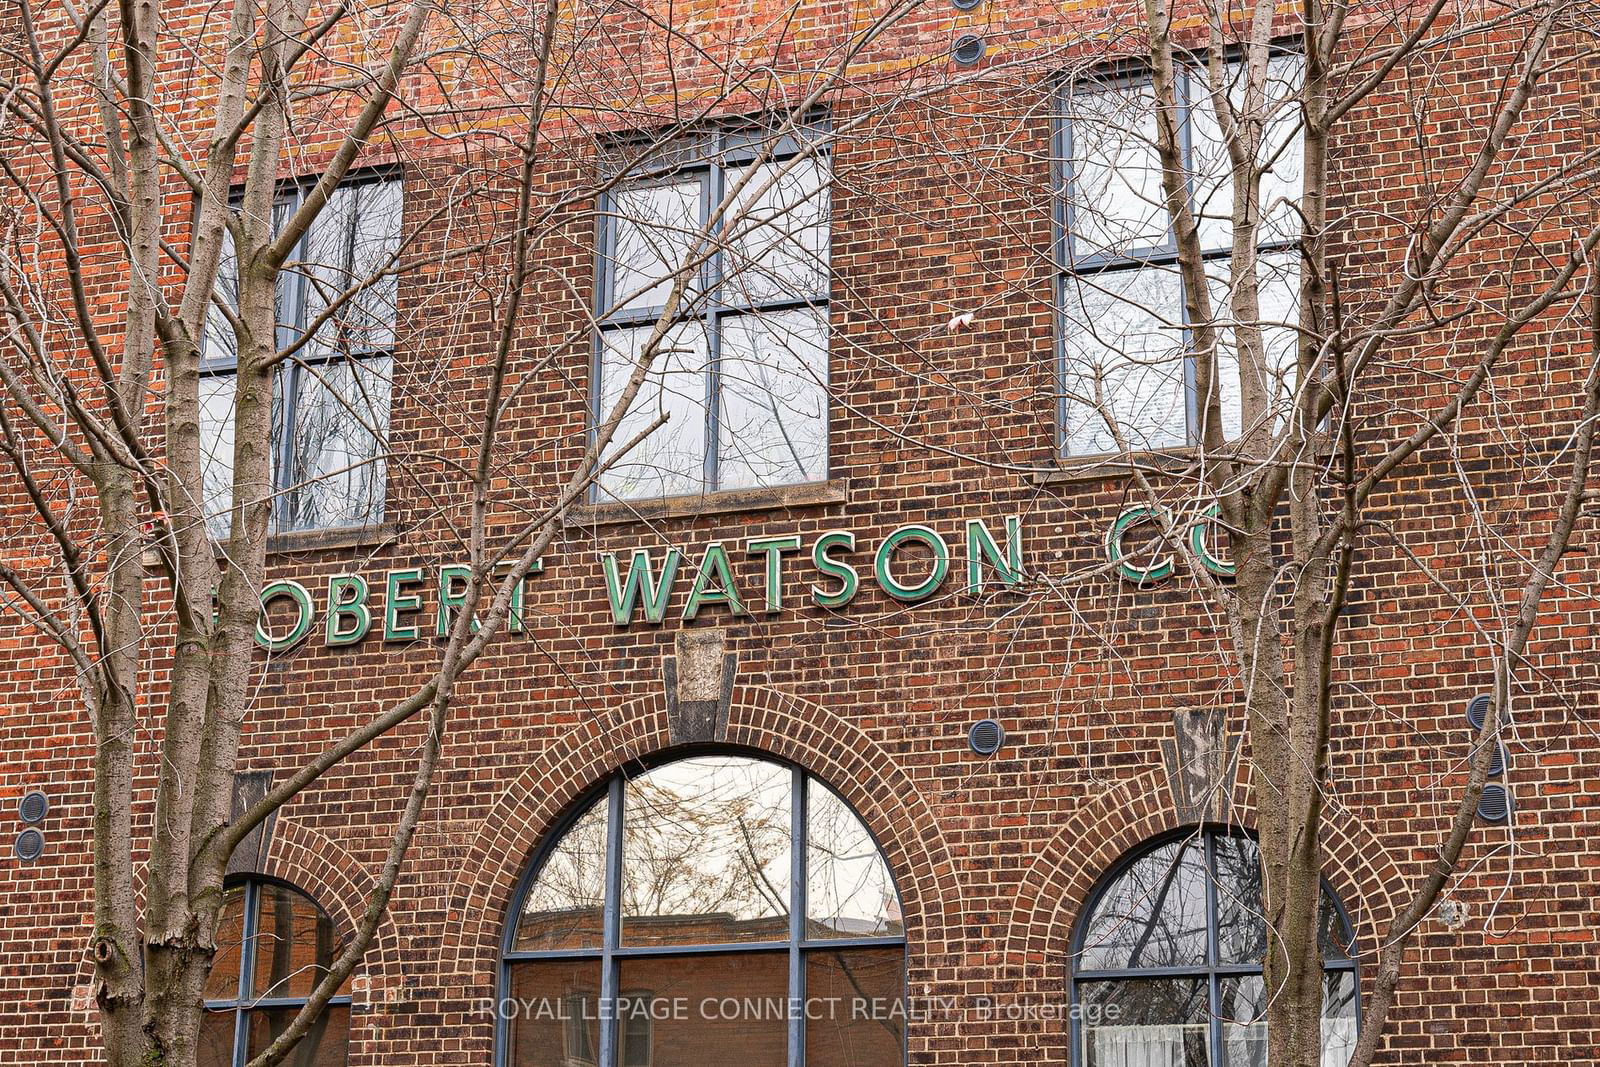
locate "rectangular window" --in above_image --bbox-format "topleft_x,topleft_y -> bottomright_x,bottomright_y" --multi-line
200,176 -> 401,537
1056,55 -> 1304,457
594,126 -> 830,502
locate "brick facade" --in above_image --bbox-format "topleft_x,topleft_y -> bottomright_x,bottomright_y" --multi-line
2,2 -> 1599,1065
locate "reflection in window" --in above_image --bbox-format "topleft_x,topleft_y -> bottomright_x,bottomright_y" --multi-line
504,755 -> 905,1066
1057,56 -> 1305,456
201,176 -> 400,537
594,127 -> 830,501
199,879 -> 352,1067
1073,831 -> 1358,1067
620,756 -> 792,945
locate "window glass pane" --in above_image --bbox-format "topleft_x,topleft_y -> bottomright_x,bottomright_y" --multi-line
1060,266 -> 1187,455
805,779 -> 900,939
618,952 -> 788,1066
295,180 -> 403,359
1257,55 -> 1307,245
1079,836 -> 1209,971
1067,79 -> 1171,259
1187,66 -> 1235,255
723,157 -> 830,304
282,354 -> 390,531
346,180 -> 403,353
514,796 -> 609,952
1218,971 -> 1358,1067
804,947 -> 905,1067
607,180 -> 704,313
1219,975 -> 1266,1067
203,227 -> 239,365
206,884 -> 248,999
1214,835 -> 1352,965
621,756 -> 791,946
1320,888 -> 1354,960
251,882 -> 341,1000
504,959 -> 602,1067
1322,969 -> 1358,1067
596,321 -> 710,501
1079,978 -> 1211,1067
245,1004 -> 350,1067
197,1008 -> 238,1067
1204,252 -> 1301,444
716,307 -> 829,491
199,374 -> 237,540
1213,834 -> 1265,965
296,184 -> 358,361
292,180 -> 403,358
1192,57 -> 1306,251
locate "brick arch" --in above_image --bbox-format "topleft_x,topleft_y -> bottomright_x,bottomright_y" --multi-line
437,683 -> 959,990
62,815 -> 398,1002
263,816 -> 403,984
1003,769 -> 1406,974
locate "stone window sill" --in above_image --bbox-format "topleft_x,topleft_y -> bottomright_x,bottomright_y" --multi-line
573,479 -> 848,527
1033,448 -> 1201,485
209,522 -> 402,557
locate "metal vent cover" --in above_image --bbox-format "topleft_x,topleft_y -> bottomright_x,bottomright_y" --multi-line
969,718 -> 1005,756
17,791 -> 47,825
1465,694 -> 1496,731
1477,784 -> 1511,823
952,0 -> 982,9
951,34 -> 986,66
1487,742 -> 1506,777
14,828 -> 43,863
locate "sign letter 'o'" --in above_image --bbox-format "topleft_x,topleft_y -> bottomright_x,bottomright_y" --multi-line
255,579 -> 316,652
875,525 -> 951,601
1106,507 -> 1175,584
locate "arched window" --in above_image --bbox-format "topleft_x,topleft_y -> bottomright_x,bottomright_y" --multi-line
501,754 -> 907,1067
1070,831 -> 1358,1067
200,878 -> 352,1067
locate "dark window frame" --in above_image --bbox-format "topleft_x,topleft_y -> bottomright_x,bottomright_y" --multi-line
589,119 -> 833,502
1052,49 -> 1304,458
497,749 -> 908,1067
1067,827 -> 1361,1067
200,170 -> 402,534
202,876 -> 354,1067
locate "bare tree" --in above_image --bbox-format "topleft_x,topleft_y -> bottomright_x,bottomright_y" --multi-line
3,0 -> 1596,1062
0,0 -> 938,1062
908,2 -> 1599,1064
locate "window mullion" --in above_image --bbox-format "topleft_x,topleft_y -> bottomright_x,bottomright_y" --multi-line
233,880 -> 259,1067
704,166 -> 721,493
1204,832 -> 1224,1067
598,776 -> 624,1067
276,214 -> 311,532
788,768 -> 805,1067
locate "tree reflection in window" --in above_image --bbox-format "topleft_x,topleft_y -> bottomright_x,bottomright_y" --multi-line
199,879 -> 352,1067
503,755 -> 906,1067
1072,831 -> 1358,1067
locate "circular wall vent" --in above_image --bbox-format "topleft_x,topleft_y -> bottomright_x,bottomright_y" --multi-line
1465,694 -> 1496,731
951,34 -> 986,66
1477,784 -> 1511,823
1487,742 -> 1506,777
952,0 -> 982,9
14,828 -> 44,863
969,718 -> 1005,756
17,791 -> 47,825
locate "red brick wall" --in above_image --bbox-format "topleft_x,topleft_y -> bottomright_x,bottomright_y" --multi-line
1,3 -> 1598,1066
